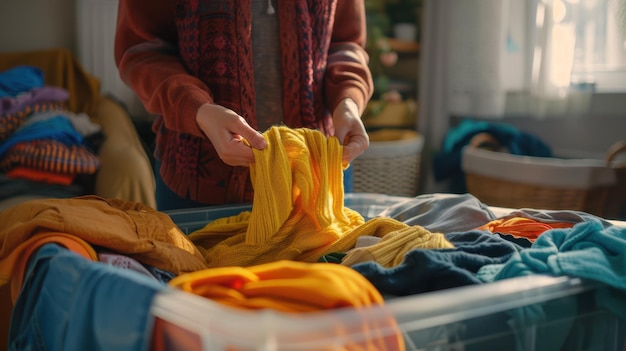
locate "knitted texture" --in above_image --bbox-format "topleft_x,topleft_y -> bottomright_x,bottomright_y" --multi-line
0,139 -> 100,175
0,101 -> 66,143
177,1 -> 256,119
156,0 -> 335,204
189,125 -> 364,266
189,126 -> 453,268
247,126 -> 347,244
278,1 -> 333,128
342,226 -> 454,268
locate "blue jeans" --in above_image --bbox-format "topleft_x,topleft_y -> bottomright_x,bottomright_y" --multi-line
343,165 -> 354,193
154,159 -> 207,211
9,244 -> 166,351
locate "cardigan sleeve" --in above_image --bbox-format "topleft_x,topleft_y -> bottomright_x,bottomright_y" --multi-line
325,0 -> 374,116
114,0 -> 209,138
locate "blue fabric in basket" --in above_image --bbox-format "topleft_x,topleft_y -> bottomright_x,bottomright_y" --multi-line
433,119 -> 552,193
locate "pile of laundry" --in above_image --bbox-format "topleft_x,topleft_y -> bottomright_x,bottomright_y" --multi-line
0,65 -> 101,194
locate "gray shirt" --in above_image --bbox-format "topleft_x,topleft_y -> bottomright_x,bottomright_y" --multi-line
252,0 -> 284,132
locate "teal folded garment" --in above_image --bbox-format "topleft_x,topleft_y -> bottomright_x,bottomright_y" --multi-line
477,217 -> 626,319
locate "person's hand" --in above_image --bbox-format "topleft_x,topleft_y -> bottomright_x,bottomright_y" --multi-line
195,103 -> 267,166
331,98 -> 369,164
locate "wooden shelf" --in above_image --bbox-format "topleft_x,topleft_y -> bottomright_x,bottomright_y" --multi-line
388,38 -> 420,53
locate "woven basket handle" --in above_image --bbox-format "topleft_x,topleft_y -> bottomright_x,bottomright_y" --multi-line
468,132 -> 500,151
606,141 -> 626,168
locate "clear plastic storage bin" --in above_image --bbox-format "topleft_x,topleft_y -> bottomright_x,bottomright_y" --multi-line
155,193 -> 626,351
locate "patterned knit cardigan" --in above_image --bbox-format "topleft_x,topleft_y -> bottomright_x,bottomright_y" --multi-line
115,0 -> 373,205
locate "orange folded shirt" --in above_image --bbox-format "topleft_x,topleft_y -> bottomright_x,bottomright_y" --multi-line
477,217 -> 574,242
0,232 -> 97,303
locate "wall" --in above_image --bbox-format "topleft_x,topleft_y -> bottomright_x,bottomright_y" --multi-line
496,96 -> 626,159
0,0 -> 77,54
0,0 -> 147,119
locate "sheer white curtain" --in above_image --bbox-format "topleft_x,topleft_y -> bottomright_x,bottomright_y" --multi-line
75,0 -> 148,119
418,0 -> 518,193
440,0 -> 607,119
444,0 -> 510,119
522,0 -> 626,116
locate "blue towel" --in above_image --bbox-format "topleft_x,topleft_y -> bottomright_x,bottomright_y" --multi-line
0,66 -> 44,97
432,119 -> 552,192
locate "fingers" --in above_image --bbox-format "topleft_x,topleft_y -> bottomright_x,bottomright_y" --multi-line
216,120 -> 265,166
219,138 -> 256,166
239,127 -> 267,150
331,98 -> 369,164
341,134 -> 369,163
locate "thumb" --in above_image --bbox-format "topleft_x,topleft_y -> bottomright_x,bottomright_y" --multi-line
240,128 -> 267,150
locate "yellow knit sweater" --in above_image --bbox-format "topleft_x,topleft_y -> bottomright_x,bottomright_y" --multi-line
189,126 -> 452,267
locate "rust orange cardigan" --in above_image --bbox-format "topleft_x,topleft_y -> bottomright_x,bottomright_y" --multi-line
114,0 -> 373,205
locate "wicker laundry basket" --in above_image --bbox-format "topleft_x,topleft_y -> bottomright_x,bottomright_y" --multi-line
462,133 -> 625,218
605,141 -> 626,219
352,129 -> 423,197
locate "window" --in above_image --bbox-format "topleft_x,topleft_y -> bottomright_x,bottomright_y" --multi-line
552,0 -> 626,92
502,0 -> 626,117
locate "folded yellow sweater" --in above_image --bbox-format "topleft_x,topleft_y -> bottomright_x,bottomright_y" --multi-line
189,126 -> 452,267
169,259 -> 405,351
341,226 -> 453,268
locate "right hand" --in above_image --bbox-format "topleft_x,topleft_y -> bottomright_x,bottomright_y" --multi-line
195,103 -> 267,166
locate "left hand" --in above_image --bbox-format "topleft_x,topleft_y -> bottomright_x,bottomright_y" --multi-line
331,98 -> 369,164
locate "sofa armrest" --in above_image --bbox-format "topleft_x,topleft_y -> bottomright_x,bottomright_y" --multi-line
91,96 -> 156,208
